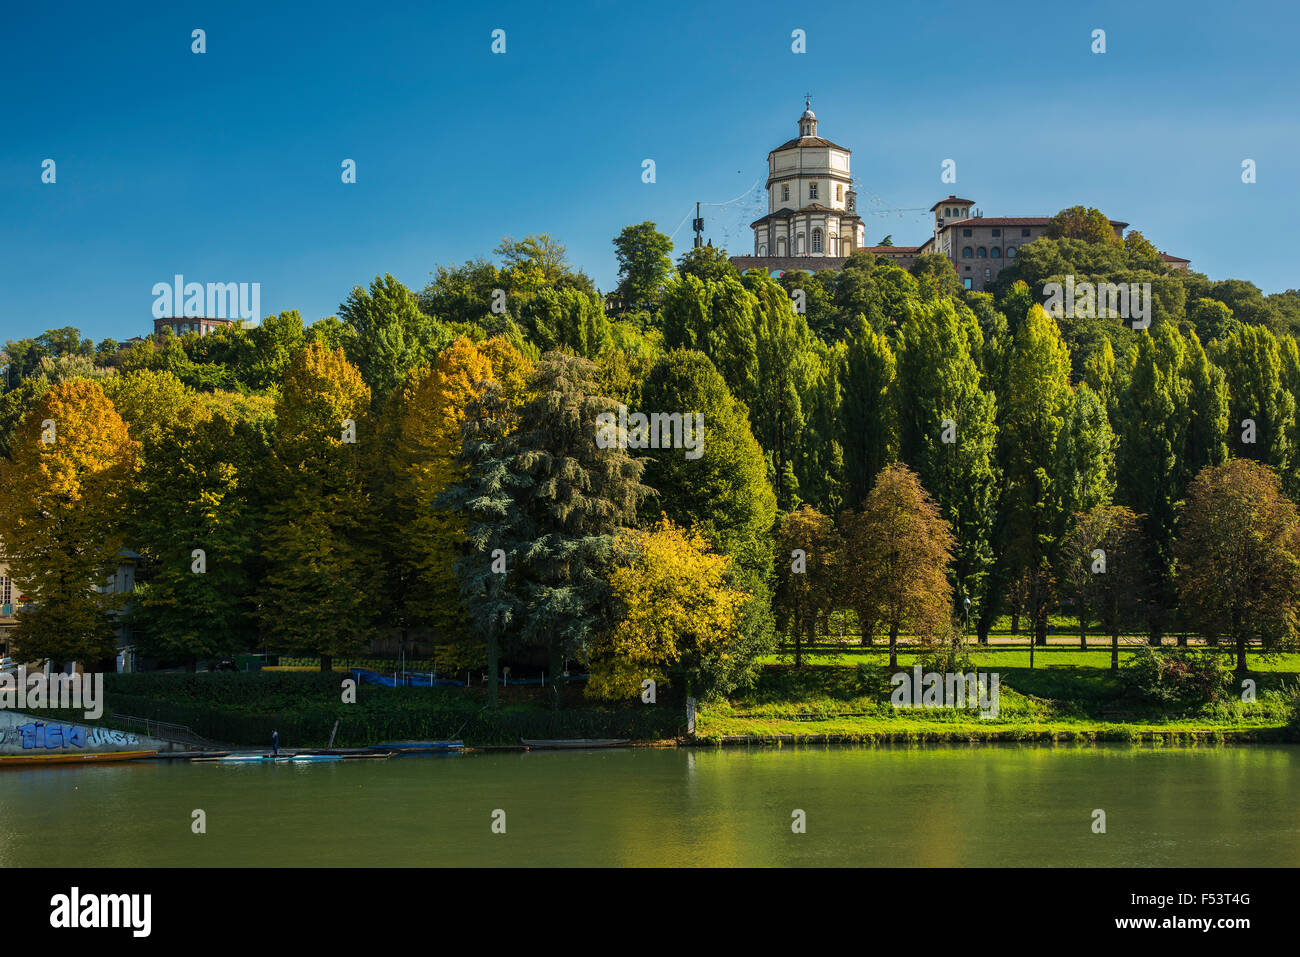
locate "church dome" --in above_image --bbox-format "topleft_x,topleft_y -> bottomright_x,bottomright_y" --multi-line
796,99 -> 819,138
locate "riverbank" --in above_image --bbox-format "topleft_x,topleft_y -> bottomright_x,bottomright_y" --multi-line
60,644 -> 1300,749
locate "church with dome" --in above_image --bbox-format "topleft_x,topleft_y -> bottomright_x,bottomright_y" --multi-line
729,102 -> 1190,290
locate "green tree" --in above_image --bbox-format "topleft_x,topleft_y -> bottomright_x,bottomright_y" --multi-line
127,393 -> 270,666
444,353 -> 651,707
895,298 -> 999,623
1058,505 -> 1146,667
613,222 -> 674,313
999,305 -> 1073,652
1046,206 -> 1122,247
339,274 -> 449,403
1212,324 -> 1295,477
840,319 -> 897,506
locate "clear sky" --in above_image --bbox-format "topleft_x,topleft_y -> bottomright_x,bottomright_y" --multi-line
3,0 -> 1298,343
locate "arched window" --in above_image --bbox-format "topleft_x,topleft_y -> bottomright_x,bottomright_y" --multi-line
812,228 -> 823,253
758,244 -> 767,256
1006,246 -> 1017,258
991,247 -> 1002,258
977,247 -> 987,258
962,247 -> 973,259
777,237 -> 787,256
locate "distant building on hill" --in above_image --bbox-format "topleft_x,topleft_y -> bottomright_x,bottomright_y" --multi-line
730,103 -> 1190,291
153,316 -> 235,337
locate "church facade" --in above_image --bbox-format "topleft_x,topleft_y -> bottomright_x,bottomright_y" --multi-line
730,105 -> 1189,290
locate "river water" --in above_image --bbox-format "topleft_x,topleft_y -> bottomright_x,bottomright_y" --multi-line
4,744 -> 1299,866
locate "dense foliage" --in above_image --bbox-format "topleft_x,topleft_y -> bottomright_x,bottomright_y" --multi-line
5,215 -> 1300,699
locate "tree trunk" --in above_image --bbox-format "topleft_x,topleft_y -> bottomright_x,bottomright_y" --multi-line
1110,628 -> 1119,671
549,640 -> 564,710
1079,618 -> 1087,651
320,654 -> 333,673
889,621 -> 899,670
1010,608 -> 1019,635
861,617 -> 874,648
486,622 -> 498,710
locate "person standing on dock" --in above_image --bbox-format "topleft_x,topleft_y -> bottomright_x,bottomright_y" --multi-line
272,730 -> 279,757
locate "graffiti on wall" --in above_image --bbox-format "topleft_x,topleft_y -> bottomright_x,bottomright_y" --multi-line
0,720 -> 140,751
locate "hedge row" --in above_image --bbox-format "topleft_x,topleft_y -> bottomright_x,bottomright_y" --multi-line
102,692 -> 685,747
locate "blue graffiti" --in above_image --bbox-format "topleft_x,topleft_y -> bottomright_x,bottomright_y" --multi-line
17,721 -> 88,750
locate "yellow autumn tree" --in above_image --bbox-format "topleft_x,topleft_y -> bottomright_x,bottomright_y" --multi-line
380,337 -> 530,671
0,379 -> 138,665
258,344 -> 372,670
587,519 -> 749,700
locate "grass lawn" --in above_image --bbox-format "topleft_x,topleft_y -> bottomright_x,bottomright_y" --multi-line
698,642 -> 1300,742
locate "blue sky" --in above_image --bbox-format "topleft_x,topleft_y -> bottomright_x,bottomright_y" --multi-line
3,0 -> 1298,343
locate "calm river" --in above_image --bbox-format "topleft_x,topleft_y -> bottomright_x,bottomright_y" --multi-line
4,744 -> 1299,866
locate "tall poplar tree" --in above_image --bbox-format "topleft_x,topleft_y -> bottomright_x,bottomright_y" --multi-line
895,298 -> 998,623
999,305 -> 1073,651
840,318 -> 897,507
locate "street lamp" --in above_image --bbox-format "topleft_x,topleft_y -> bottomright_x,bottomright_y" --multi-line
963,597 -> 972,639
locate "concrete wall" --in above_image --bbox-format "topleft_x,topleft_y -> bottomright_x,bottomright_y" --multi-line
0,710 -> 179,755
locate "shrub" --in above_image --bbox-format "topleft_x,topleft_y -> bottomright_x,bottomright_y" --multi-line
1122,647 -> 1232,710
917,621 -> 975,675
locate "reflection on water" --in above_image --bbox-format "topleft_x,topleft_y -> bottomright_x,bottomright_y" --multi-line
3,744 -> 1299,867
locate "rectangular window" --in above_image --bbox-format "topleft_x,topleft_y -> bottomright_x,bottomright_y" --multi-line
782,185 -> 789,201
963,278 -> 973,289
963,228 -> 972,237
836,184 -> 843,201
992,229 -> 1001,237
1021,228 -> 1031,236
809,182 -> 818,199
0,575 -> 10,606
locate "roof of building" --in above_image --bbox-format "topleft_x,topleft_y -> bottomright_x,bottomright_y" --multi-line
944,216 -> 1130,229
930,196 -> 976,212
1159,252 -> 1191,263
750,204 -> 862,227
769,135 -> 849,153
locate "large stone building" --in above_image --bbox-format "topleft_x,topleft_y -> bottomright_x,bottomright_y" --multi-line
730,105 -> 1190,290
